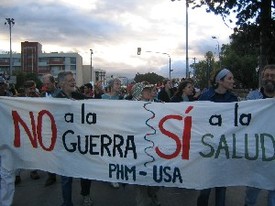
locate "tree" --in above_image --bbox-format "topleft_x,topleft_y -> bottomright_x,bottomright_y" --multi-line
221,25 -> 259,89
189,0 -> 275,67
189,0 -> 274,26
134,72 -> 165,84
191,60 -> 208,89
192,51 -> 215,89
222,45 -> 258,89
193,26 -> 259,89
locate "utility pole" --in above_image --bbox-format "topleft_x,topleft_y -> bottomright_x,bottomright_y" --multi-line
171,0 -> 189,78
90,49 -> 93,83
212,36 -> 221,69
185,0 -> 189,78
5,18 -> 15,77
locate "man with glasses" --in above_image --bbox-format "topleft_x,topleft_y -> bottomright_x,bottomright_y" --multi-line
246,64 -> 275,99
54,71 -> 93,206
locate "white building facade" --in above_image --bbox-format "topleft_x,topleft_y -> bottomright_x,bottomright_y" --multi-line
0,41 -> 105,86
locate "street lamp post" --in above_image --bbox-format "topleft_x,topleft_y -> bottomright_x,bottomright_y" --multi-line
171,0 -> 189,78
212,36 -> 221,69
5,18 -> 15,77
137,47 -> 172,79
90,49 -> 93,82
185,0 -> 189,78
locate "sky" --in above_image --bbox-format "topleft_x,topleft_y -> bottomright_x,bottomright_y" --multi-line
0,0 -> 236,79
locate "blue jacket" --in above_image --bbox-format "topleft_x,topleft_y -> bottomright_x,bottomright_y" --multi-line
199,87 -> 238,102
246,88 -> 270,100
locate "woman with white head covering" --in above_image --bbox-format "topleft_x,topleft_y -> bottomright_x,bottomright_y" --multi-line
199,68 -> 238,102
197,68 -> 238,206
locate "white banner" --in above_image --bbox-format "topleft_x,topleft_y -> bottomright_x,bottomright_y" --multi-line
0,97 -> 275,190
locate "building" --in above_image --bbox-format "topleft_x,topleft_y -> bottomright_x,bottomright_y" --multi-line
21,41 -> 42,74
82,65 -> 106,86
0,41 -> 102,86
0,53 -> 21,77
38,52 -> 83,85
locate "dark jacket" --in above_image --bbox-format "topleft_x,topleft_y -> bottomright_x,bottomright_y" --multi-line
170,95 -> 183,102
158,88 -> 174,102
199,87 -> 238,102
53,90 -> 88,100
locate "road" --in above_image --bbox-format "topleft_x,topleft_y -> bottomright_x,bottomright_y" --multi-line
12,170 -> 267,206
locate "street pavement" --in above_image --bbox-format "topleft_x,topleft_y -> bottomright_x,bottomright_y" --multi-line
12,170 -> 268,206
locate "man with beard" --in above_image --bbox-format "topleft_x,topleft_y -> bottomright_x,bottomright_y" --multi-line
247,64 -> 275,99
244,64 -> 275,206
54,71 -> 93,206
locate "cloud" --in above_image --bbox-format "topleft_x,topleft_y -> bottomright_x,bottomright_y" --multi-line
0,0 -> 235,78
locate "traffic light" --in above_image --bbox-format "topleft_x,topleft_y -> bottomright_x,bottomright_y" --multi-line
137,47 -> 141,55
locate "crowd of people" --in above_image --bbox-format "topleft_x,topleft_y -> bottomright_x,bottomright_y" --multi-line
0,64 -> 275,206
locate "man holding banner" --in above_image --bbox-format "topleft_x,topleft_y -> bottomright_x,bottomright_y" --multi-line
244,64 -> 275,206
131,82 -> 161,206
53,71 -> 93,206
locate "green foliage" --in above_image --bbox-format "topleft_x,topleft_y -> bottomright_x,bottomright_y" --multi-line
192,60 -> 209,89
189,0 -> 275,66
222,40 -> 258,89
220,25 -> 259,89
192,51 -> 216,89
134,72 -> 165,84
188,0 -> 274,26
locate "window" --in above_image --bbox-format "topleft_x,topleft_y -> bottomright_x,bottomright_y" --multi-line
70,65 -> 76,71
70,57 -> 76,64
